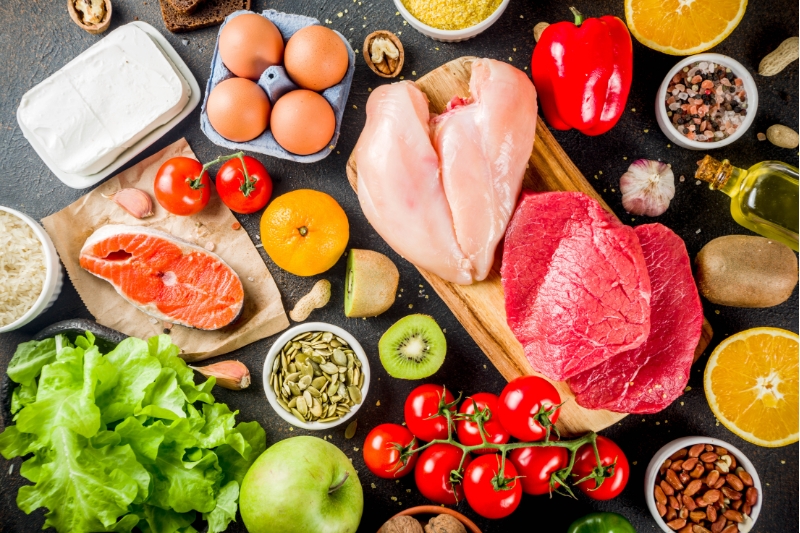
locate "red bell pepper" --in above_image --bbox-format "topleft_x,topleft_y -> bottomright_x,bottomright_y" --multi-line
531,8 -> 633,136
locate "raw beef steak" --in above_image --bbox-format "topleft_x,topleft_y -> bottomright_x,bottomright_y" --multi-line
569,224 -> 703,413
501,191 -> 652,381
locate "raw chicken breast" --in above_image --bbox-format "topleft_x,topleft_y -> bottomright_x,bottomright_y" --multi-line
354,81 -> 472,284
354,59 -> 538,284
432,59 -> 538,280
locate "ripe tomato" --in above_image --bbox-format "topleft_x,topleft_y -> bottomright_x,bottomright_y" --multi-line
404,384 -> 455,442
363,424 -> 418,479
497,375 -> 561,442
154,157 -> 211,216
215,155 -> 272,214
463,454 -> 522,519
508,444 -> 569,495
414,443 -> 471,505
572,436 -> 629,500
456,392 -> 510,453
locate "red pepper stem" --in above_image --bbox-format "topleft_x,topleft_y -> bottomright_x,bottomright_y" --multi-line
197,151 -> 255,196
569,6 -> 584,26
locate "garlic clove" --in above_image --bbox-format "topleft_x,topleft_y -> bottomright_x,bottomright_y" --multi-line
105,188 -> 154,219
190,360 -> 251,390
619,159 -> 675,217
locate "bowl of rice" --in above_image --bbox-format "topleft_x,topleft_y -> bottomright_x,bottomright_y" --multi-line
0,207 -> 63,332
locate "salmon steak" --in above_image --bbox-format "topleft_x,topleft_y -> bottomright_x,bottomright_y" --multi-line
79,225 -> 244,330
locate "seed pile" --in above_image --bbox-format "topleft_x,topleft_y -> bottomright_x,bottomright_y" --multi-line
665,61 -> 748,142
270,331 -> 364,424
654,443 -> 759,533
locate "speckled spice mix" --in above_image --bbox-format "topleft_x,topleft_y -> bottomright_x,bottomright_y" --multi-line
665,61 -> 748,142
401,0 -> 502,30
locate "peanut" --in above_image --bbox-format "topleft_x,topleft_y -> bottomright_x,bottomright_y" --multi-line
711,516 -> 726,533
706,469 -> 721,486
723,510 -> 744,523
721,486 -> 741,500
700,452 -> 718,463
702,489 -> 721,503
669,495 -> 681,509
684,479 -> 704,496
736,468 -> 754,487
672,459 -> 685,470
657,502 -> 668,517
689,444 -> 705,458
666,518 -> 687,531
689,510 -> 706,523
742,503 -> 752,516
692,525 -> 712,533
720,524 -> 738,533
759,36 -> 799,76
745,486 -> 758,506
690,464 -> 705,478
666,468 -> 685,490
666,507 -> 678,521
706,505 -> 717,523
661,479 -> 676,496
289,279 -> 331,322
672,448 -> 689,460
655,484 -> 668,505
731,499 -> 743,510
682,457 -> 699,471
766,124 -> 799,149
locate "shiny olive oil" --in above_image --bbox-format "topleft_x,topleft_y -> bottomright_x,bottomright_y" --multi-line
696,157 -> 799,251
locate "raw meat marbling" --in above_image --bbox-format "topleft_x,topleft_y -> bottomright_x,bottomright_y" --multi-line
569,223 -> 703,413
501,191 -> 652,381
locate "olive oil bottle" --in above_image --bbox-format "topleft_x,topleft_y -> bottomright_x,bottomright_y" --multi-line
695,156 -> 799,251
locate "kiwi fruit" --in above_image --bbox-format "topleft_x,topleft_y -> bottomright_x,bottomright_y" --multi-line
344,249 -> 399,317
379,314 -> 446,379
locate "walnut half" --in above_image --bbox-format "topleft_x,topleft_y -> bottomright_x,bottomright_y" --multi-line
363,30 -> 404,78
424,514 -> 467,533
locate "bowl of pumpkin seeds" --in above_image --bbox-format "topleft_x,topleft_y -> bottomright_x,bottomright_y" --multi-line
263,322 -> 370,429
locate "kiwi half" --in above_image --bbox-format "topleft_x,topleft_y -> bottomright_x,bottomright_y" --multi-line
344,249 -> 399,317
379,314 -> 446,379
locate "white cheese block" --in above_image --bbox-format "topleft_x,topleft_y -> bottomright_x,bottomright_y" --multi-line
17,25 -> 190,176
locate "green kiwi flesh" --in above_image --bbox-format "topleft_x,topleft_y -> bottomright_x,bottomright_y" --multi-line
379,314 -> 446,379
344,249 -> 399,317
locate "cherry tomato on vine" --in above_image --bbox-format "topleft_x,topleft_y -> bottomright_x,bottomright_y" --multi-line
509,444 -> 569,495
215,155 -> 272,214
404,384 -> 456,442
414,443 -> 471,505
363,423 -> 418,479
497,375 -> 561,442
154,157 -> 211,216
571,436 -> 629,500
456,392 -> 510,453
463,454 -> 522,519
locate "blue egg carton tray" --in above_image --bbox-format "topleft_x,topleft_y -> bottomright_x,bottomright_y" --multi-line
200,9 -> 356,163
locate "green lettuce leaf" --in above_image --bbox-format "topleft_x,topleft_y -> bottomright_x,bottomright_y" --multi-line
147,443 -> 222,514
15,343 -> 105,446
203,480 -> 239,533
215,421 -> 267,486
136,368 -> 187,421
10,379 -> 37,414
148,335 -> 215,405
7,337 -> 61,385
134,504 -> 196,533
115,417 -> 168,464
17,426 -> 148,533
97,337 -> 161,424
0,425 -> 40,459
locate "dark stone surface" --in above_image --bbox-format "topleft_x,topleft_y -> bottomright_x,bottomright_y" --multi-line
0,1 -> 797,532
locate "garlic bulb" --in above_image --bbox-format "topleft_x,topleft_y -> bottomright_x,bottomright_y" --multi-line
619,159 -> 675,217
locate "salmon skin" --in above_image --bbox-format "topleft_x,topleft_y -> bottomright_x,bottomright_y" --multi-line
79,225 -> 244,331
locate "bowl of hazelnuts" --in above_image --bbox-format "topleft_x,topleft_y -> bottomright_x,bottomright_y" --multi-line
378,505 -> 482,533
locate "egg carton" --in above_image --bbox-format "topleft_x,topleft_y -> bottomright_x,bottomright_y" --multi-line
200,9 -> 356,163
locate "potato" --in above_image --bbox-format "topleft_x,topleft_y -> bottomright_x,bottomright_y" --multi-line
695,235 -> 798,308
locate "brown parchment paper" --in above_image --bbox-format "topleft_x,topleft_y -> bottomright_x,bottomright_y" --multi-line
42,139 -> 289,360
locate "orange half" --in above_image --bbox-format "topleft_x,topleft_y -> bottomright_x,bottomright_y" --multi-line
704,327 -> 798,447
625,0 -> 748,55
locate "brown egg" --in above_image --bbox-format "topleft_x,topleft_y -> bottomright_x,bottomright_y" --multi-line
270,90 -> 336,155
219,13 -> 284,80
284,26 -> 349,91
207,78 -> 270,142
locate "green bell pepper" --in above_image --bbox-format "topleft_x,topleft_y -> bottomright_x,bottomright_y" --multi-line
567,512 -> 636,533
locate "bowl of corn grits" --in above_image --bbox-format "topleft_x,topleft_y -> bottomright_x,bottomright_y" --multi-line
393,0 -> 510,42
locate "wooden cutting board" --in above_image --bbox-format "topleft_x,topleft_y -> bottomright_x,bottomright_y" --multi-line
346,56 -> 713,435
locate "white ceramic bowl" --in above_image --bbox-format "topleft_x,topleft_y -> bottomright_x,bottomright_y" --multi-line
0,207 -> 63,333
392,0 -> 510,42
263,322 -> 370,430
645,436 -> 762,533
655,53 -> 758,150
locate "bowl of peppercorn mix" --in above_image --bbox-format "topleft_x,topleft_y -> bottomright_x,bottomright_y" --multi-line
656,53 -> 758,150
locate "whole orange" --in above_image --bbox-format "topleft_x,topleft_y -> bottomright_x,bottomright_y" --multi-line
260,189 -> 349,276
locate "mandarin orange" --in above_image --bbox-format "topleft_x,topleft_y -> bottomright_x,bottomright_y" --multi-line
260,189 -> 349,276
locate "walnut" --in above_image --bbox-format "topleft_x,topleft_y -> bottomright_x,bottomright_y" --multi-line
379,515 -> 424,533
363,31 -> 404,78
424,514 -> 467,533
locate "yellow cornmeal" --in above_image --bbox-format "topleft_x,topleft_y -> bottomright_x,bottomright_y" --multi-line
402,0 -> 503,30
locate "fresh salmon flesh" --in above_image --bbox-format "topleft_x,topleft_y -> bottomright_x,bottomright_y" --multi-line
79,225 -> 244,330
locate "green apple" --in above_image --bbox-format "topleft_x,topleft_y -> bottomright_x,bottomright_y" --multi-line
240,436 -> 363,533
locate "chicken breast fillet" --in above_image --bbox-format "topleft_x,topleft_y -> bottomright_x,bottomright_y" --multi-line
354,59 -> 537,284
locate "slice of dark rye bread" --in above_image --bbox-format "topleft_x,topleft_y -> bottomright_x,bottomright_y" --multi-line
165,0 -> 206,15
159,0 -> 250,33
